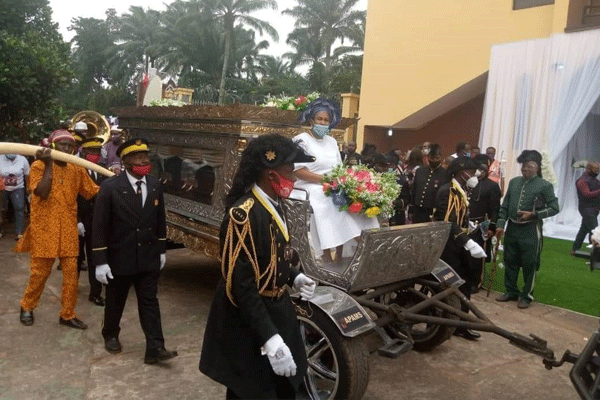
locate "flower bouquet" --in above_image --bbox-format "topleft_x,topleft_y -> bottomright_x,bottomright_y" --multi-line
262,92 -> 321,112
322,164 -> 400,218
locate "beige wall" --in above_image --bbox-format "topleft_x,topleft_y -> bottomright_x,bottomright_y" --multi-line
358,0 -> 571,149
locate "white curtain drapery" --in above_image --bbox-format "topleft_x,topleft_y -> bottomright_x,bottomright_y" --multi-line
479,30 -> 600,240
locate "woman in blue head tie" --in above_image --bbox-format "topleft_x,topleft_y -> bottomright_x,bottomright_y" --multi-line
294,98 -> 379,263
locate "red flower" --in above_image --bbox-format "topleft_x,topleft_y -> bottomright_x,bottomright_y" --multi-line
295,96 -> 307,106
331,181 -> 338,189
355,170 -> 371,182
366,182 -> 381,193
323,182 -> 331,193
349,202 -> 363,213
347,168 -> 353,174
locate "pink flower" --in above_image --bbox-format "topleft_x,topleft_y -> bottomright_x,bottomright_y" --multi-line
355,171 -> 371,182
295,96 -> 307,106
366,182 -> 381,193
331,181 -> 338,190
347,168 -> 354,175
348,202 -> 363,214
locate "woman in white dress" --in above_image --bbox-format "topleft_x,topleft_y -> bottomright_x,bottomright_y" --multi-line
293,99 -> 379,262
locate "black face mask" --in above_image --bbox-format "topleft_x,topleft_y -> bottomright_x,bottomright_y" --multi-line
590,172 -> 599,178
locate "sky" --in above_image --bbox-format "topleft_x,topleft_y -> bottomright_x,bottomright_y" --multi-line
47,0 -> 369,59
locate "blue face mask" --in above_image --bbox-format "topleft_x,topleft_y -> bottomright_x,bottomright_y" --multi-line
312,124 -> 330,139
465,152 -> 471,158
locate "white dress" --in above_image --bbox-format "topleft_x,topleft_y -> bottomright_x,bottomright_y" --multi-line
293,132 -> 380,252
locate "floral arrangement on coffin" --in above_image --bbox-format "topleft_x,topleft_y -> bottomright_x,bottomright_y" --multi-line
322,164 -> 400,218
262,92 -> 321,112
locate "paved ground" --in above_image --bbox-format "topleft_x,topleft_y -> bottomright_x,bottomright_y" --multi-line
0,234 -> 597,400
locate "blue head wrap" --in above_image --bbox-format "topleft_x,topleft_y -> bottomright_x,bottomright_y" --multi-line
298,98 -> 341,130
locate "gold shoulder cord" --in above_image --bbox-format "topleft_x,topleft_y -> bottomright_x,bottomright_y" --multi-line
222,198 -> 278,306
444,181 -> 469,229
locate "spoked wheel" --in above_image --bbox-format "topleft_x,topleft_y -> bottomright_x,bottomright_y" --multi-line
296,305 -> 369,400
386,282 -> 461,352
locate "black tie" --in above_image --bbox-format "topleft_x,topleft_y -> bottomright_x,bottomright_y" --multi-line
136,181 -> 143,208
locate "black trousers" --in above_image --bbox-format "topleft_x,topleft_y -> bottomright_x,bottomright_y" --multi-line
468,231 -> 486,289
389,209 -> 406,226
441,240 -> 472,311
102,271 -> 165,352
412,207 -> 433,224
573,207 -> 599,251
78,228 -> 102,298
225,376 -> 296,399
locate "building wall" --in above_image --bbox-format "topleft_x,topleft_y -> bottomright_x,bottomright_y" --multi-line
358,0 -> 571,149
363,95 -> 485,157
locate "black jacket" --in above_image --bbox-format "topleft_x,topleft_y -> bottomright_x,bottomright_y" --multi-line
412,165 -> 448,209
200,191 -> 307,398
78,171 -> 107,229
91,172 -> 167,275
434,182 -> 470,248
469,177 -> 502,231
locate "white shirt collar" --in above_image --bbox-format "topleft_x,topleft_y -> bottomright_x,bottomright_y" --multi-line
253,183 -> 279,208
252,183 -> 288,232
126,170 -> 147,187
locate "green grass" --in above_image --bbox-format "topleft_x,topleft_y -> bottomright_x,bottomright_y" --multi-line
481,238 -> 600,316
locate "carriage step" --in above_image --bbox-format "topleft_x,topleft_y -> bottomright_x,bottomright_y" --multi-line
377,339 -> 413,358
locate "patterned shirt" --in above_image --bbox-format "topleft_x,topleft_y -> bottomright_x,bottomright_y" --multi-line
15,161 -> 99,257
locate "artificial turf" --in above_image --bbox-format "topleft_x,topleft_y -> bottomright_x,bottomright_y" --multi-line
481,237 -> 600,316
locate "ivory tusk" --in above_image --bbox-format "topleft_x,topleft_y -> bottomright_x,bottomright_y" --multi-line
0,143 -> 115,177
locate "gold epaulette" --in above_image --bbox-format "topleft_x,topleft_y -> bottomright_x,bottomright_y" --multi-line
229,198 -> 254,225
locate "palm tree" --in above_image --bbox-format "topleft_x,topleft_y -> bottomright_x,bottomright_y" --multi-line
108,6 -> 162,86
283,27 -> 324,70
283,0 -> 365,69
258,55 -> 291,81
207,0 -> 279,104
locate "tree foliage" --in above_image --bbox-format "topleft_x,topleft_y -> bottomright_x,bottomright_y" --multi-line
0,0 -> 72,140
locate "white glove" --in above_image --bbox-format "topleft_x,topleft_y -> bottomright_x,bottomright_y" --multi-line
160,253 -> 166,270
464,239 -> 486,258
95,264 -> 113,285
293,273 -> 316,300
592,227 -> 600,246
77,222 -> 85,237
262,334 -> 297,377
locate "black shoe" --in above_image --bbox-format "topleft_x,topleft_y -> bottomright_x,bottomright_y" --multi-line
144,347 -> 178,364
80,264 -> 88,271
88,295 -> 105,307
454,328 -> 481,341
518,299 -> 532,309
471,285 -> 480,294
495,294 -> 519,302
59,317 -> 88,330
20,308 -> 34,326
57,264 -> 62,271
104,337 -> 122,354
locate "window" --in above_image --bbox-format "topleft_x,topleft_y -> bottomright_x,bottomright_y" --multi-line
513,0 -> 554,10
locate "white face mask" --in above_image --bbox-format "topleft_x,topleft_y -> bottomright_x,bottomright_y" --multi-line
474,170 -> 482,178
466,176 -> 479,189
422,148 -> 429,155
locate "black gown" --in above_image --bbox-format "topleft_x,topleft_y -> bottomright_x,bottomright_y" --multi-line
199,190 -> 308,399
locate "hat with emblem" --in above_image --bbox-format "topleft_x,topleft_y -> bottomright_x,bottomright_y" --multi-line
447,156 -> 479,177
80,137 -> 104,149
117,138 -> 149,159
257,134 -> 315,168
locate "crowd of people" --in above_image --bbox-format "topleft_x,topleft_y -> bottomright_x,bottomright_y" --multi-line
3,97 -> 600,399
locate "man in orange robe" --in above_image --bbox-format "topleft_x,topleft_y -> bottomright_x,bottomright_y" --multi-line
17,130 -> 99,329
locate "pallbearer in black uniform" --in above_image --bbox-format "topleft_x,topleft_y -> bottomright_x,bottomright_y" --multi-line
434,157 -> 487,341
92,138 -> 178,364
77,137 -> 107,305
412,144 -> 448,223
468,155 -> 501,292
200,134 -> 316,399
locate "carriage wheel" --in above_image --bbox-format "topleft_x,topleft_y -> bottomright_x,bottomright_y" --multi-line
296,305 -> 370,400
386,282 -> 461,352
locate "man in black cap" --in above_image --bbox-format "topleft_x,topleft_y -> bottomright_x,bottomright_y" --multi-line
571,162 -> 600,255
495,150 -> 559,309
77,137 -> 107,305
434,156 -> 486,340
412,143 -> 448,223
468,155 -> 502,292
200,134 -> 315,399
92,138 -> 178,364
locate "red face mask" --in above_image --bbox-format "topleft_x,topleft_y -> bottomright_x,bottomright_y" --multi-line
131,164 -> 151,176
269,171 -> 295,199
85,153 -> 101,163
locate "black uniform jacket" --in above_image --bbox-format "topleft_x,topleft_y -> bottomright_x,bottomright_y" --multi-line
91,172 -> 167,275
469,177 -> 501,231
200,191 -> 308,398
434,182 -> 470,249
412,166 -> 448,209
394,176 -> 412,211
78,171 -> 107,229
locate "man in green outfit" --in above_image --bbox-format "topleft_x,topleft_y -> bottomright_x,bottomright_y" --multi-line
495,150 -> 559,309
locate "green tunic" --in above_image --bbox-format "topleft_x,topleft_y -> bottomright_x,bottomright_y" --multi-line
497,175 -> 559,302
